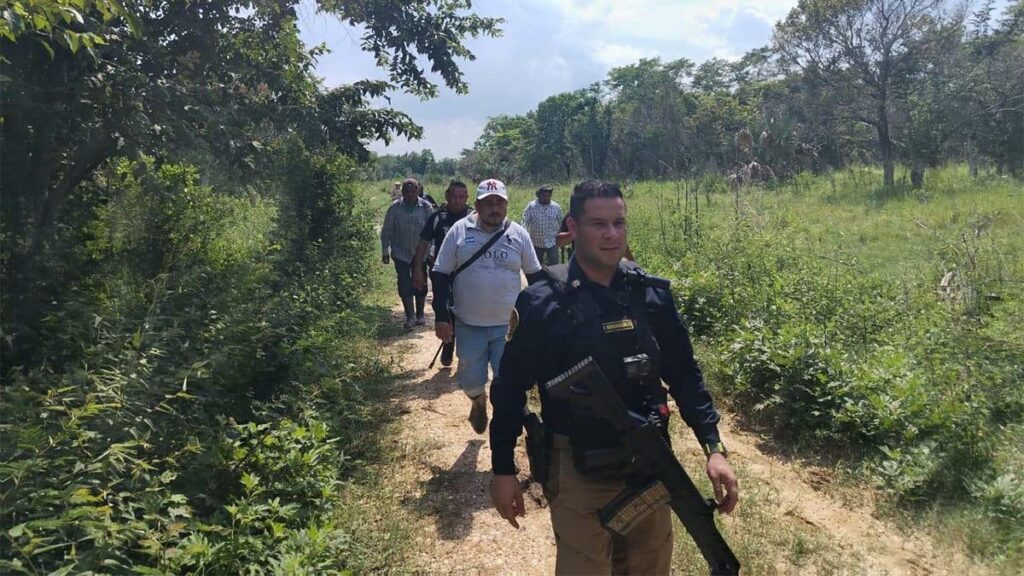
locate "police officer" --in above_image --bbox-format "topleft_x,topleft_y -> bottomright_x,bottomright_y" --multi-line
413,181 -> 471,366
489,179 -> 738,575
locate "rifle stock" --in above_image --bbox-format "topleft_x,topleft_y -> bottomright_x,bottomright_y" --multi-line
543,357 -> 741,576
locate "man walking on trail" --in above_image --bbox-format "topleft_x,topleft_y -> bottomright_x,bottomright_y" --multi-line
522,185 -> 564,266
412,181 -> 471,367
418,181 -> 439,208
381,178 -> 434,329
430,179 -> 544,434
489,180 -> 738,574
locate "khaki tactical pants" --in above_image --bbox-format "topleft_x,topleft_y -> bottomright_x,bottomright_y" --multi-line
545,434 -> 673,575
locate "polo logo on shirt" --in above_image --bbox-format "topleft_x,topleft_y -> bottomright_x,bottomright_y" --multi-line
602,319 -> 635,333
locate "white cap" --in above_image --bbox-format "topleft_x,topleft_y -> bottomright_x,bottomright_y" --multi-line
476,179 -> 508,200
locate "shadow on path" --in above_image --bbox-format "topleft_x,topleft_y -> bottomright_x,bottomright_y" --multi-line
404,439 -> 492,541
394,363 -> 461,403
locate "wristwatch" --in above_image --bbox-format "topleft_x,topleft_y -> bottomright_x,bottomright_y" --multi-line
703,441 -> 729,458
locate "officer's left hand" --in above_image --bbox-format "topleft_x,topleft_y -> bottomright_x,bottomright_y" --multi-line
706,453 -> 739,514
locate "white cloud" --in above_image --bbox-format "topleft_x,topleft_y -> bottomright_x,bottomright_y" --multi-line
370,116 -> 486,158
526,55 -> 574,92
543,0 -> 795,70
591,43 -> 655,68
301,0 -> 802,157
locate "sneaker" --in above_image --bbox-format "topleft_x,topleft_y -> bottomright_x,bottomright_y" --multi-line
440,341 -> 454,367
468,392 -> 488,434
415,314 -> 426,326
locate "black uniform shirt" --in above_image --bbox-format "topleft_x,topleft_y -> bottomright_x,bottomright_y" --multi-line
420,205 -> 469,257
490,258 -> 722,475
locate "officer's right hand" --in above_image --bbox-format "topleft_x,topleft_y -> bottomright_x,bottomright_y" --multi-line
435,321 -> 453,343
381,254 -> 390,265
412,268 -> 426,291
490,474 -> 525,528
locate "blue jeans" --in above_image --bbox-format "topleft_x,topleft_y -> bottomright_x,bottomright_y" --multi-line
454,320 -> 507,398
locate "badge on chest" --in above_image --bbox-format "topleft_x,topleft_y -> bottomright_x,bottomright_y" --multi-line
602,318 -> 635,333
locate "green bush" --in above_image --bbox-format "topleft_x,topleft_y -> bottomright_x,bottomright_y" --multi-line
637,166 -> 1023,559
1,146 -> 400,573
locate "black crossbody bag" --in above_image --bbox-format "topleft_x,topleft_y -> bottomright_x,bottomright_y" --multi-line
447,220 -> 511,322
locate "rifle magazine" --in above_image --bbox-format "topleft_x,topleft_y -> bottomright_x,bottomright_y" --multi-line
599,478 -> 671,536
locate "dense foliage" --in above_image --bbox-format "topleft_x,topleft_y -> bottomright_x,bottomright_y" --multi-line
1,1 -> 499,572
365,149 -> 460,182
629,168 -> 1023,567
459,0 -> 1023,188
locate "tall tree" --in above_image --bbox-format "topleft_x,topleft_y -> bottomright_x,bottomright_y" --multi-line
965,0 -> 1024,177
460,113 -> 534,181
531,92 -> 585,179
1,0 -> 501,351
606,58 -> 694,178
774,0 -> 945,187
1,0 -> 500,265
566,84 -> 613,178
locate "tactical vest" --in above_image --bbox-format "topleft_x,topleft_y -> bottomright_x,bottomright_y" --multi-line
543,263 -> 671,475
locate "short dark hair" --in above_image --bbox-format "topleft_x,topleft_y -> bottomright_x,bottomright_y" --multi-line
446,180 -> 468,196
569,179 -> 623,220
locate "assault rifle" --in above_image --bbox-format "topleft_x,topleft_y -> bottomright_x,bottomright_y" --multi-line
543,356 -> 740,576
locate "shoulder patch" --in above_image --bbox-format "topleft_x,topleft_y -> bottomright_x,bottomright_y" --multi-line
506,308 -> 520,341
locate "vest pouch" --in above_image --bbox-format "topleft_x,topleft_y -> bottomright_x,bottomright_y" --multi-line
569,411 -> 635,478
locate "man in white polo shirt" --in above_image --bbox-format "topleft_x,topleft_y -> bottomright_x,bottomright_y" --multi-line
430,179 -> 544,433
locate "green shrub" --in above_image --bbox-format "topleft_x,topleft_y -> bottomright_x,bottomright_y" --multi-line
637,167 -> 1023,560
1,147 -> 401,573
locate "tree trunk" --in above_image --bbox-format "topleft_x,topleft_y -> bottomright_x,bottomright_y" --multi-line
967,136 -> 979,178
910,162 -> 925,189
877,102 -> 895,188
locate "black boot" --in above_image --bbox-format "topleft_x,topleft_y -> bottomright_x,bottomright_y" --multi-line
401,296 -> 414,329
415,294 -> 426,325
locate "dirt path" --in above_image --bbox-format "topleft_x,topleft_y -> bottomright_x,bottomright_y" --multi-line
712,413 -> 977,575
380,306 -> 979,575
382,310 -> 555,575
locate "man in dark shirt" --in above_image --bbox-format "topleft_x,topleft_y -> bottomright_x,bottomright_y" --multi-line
418,181 -> 439,208
489,180 -> 738,575
413,181 -> 470,366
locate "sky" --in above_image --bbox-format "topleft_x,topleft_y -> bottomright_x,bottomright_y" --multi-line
295,0 -> 992,159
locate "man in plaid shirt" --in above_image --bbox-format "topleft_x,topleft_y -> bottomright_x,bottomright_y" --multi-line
381,178 -> 434,329
522,185 -> 564,265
